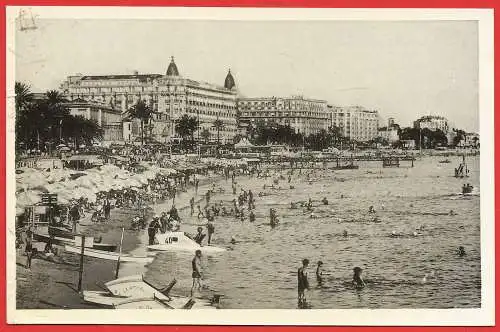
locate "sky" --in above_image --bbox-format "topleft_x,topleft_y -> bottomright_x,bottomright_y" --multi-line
15,19 -> 479,131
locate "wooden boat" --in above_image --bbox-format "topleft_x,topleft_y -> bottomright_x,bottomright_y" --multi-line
48,225 -> 73,238
64,245 -> 155,263
147,232 -> 226,253
83,275 -> 219,309
83,291 -> 216,309
112,297 -> 172,309
34,233 -> 117,252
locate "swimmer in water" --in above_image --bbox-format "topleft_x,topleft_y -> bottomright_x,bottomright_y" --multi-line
249,210 -> 256,222
352,267 -> 366,289
449,209 -> 456,216
316,261 -> 324,284
230,237 -> 237,245
458,246 -> 466,257
368,206 -> 375,214
342,230 -> 348,237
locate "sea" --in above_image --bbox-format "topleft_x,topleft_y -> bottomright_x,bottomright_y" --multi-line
143,155 -> 481,309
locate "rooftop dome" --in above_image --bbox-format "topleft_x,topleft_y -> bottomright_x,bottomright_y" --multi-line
224,69 -> 236,90
166,56 -> 179,76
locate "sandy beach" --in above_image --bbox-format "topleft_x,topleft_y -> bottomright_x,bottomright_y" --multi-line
16,172 -> 223,309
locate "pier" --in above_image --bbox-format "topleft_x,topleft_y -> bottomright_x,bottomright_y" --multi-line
255,154 -> 416,170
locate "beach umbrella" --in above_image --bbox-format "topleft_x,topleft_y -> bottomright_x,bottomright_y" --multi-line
16,190 -> 42,207
16,206 -> 25,216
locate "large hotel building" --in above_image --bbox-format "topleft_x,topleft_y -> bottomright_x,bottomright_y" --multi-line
60,56 -> 380,144
330,105 -> 379,142
60,57 -> 238,144
237,96 -> 330,136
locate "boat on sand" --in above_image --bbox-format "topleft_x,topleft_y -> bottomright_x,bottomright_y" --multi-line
147,232 -> 226,253
64,245 -> 155,263
83,275 -> 220,309
34,233 -> 117,252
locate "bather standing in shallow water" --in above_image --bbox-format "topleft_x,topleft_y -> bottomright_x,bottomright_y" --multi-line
352,267 -> 366,289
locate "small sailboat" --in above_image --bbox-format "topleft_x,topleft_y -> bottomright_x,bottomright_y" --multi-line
147,232 -> 226,253
454,155 -> 470,178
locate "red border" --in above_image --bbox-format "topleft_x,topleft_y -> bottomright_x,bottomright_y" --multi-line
0,2 -> 497,332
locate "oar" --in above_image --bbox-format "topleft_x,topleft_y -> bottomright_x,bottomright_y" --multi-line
115,227 -> 124,279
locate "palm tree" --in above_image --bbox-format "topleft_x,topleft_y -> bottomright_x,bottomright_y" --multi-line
212,118 -> 224,145
175,114 -> 199,142
15,82 -> 33,114
46,90 -> 67,106
128,100 -> 152,145
201,128 -> 211,144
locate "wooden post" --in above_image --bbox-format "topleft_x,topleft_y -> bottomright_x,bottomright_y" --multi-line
115,227 -> 125,279
77,235 -> 85,292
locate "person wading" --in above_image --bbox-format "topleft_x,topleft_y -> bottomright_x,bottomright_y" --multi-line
298,259 -> 310,307
207,222 -> 215,245
191,249 -> 203,297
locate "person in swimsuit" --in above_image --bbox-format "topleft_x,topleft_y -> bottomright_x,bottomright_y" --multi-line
458,246 -> 466,257
193,227 -> 206,245
197,205 -> 204,220
190,197 -> 195,216
25,229 -> 34,269
316,261 -> 324,285
352,267 -> 366,289
206,222 -> 215,245
297,259 -> 310,306
191,250 -> 203,296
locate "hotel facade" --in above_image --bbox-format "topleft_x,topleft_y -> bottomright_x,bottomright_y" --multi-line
60,57 -> 238,144
330,105 -> 379,142
413,115 -> 450,133
237,96 -> 330,136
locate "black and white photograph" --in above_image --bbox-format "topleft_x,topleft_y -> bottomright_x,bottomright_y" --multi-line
6,7 -> 494,325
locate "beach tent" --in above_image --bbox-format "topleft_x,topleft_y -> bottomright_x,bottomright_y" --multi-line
234,138 -> 254,149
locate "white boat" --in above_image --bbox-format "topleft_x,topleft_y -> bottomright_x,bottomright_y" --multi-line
33,233 -> 117,251
147,232 -> 226,253
113,297 -> 171,309
83,275 -> 218,309
64,245 -> 155,264
83,291 -> 216,309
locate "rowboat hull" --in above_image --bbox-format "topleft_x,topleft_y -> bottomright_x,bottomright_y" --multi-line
34,233 -> 117,252
83,291 -> 216,309
105,275 -> 216,308
83,274 -> 217,309
147,244 -> 226,253
64,245 -> 154,263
